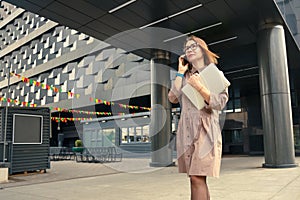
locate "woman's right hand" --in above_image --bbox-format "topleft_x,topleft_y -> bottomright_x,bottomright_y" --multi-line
178,55 -> 188,74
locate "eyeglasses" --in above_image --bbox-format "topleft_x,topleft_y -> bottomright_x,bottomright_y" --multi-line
183,43 -> 200,53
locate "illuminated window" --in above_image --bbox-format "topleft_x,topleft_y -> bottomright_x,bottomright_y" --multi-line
121,125 -> 149,143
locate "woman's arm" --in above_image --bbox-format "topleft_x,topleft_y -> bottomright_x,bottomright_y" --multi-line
168,75 -> 184,104
168,56 -> 189,104
205,90 -> 229,110
188,74 -> 229,110
187,73 -> 211,103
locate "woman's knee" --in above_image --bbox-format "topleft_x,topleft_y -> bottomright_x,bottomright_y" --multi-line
190,176 -> 206,185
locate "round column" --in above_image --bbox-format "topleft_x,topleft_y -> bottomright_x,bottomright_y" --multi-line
149,50 -> 173,167
257,24 -> 297,168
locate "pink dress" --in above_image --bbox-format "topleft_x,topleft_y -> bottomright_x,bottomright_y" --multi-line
168,69 -> 228,177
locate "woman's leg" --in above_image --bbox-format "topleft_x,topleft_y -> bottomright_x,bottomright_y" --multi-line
190,175 -> 210,200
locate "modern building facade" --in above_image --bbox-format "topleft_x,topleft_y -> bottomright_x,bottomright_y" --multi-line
0,0 -> 300,165
0,1 -> 152,148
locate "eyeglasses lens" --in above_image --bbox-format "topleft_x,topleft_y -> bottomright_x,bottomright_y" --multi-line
184,43 -> 198,53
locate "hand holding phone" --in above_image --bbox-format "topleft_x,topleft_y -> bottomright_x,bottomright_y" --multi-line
179,55 -> 192,73
182,56 -> 190,66
178,55 -> 189,74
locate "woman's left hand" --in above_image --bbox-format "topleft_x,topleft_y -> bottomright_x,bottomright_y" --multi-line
188,73 -> 211,102
187,73 -> 204,91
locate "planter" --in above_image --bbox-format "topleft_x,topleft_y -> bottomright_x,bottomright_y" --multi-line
72,147 -> 84,153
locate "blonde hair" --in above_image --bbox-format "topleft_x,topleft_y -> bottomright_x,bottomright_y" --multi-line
185,35 -> 219,65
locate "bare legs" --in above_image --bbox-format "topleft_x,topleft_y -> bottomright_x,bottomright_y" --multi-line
190,176 -> 210,200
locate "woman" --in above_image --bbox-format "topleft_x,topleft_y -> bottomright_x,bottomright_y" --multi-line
168,35 -> 229,200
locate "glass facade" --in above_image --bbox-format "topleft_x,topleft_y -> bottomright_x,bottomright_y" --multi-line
276,0 -> 300,45
276,0 -> 300,154
225,87 -> 242,113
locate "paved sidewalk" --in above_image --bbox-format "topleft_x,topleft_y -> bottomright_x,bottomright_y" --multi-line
0,156 -> 299,200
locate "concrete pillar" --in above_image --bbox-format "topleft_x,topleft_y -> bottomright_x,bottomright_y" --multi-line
115,128 -> 121,146
149,50 -> 173,167
0,168 -> 8,183
257,24 -> 297,168
0,162 -> 9,183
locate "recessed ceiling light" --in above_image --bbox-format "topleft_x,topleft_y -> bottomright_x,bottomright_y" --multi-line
109,0 -> 137,14
163,22 -> 222,43
208,36 -> 238,46
139,4 -> 202,29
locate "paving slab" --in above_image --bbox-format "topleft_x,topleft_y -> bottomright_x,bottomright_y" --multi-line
0,156 -> 299,200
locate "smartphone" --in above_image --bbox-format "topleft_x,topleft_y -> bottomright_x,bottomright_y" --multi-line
182,56 -> 192,71
182,56 -> 189,66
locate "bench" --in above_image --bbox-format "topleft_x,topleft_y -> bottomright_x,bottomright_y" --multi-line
49,147 -> 62,161
88,147 -> 110,163
49,147 -> 75,161
59,147 -> 74,160
107,147 -> 122,162
75,147 -> 122,163
74,148 -> 90,162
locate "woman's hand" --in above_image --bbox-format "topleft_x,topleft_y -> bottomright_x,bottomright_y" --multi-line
178,55 -> 188,74
187,73 -> 204,91
188,73 -> 211,103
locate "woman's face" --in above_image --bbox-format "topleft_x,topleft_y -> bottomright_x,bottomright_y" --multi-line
184,40 -> 203,63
